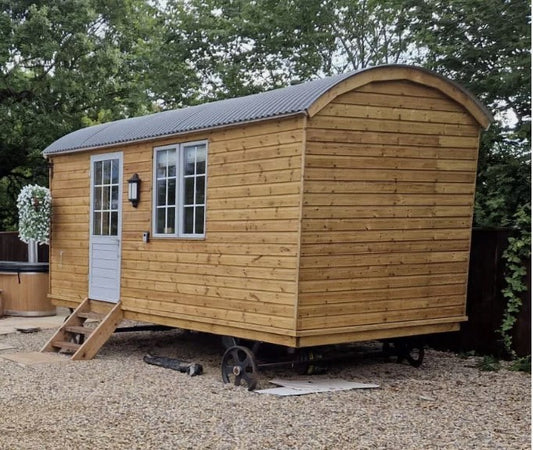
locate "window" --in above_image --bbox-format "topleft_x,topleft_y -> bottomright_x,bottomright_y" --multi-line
153,141 -> 207,237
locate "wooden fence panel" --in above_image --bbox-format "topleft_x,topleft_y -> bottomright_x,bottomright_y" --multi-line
0,232 -> 49,262
428,228 -> 531,357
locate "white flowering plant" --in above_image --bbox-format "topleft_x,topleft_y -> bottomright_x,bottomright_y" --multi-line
17,184 -> 52,245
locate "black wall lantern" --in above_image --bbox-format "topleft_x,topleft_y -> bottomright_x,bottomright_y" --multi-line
128,173 -> 141,207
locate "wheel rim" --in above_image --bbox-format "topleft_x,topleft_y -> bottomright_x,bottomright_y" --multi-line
221,345 -> 258,391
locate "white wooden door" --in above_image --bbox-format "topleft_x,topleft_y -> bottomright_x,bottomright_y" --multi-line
89,152 -> 123,302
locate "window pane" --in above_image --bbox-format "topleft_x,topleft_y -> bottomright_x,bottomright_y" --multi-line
110,211 -> 118,235
183,207 -> 194,234
95,161 -> 103,185
196,145 -> 206,174
111,159 -> 119,184
195,207 -> 204,234
168,178 -> 176,206
196,176 -> 205,204
168,149 -> 176,177
103,160 -> 111,184
102,186 -> 110,209
111,186 -> 119,210
94,186 -> 102,210
184,147 -> 195,176
156,208 -> 165,234
157,180 -> 167,206
93,212 -> 102,235
167,207 -> 175,233
184,177 -> 194,205
156,150 -> 167,178
102,211 -> 110,235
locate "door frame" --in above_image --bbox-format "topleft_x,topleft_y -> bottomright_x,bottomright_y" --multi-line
88,151 -> 123,302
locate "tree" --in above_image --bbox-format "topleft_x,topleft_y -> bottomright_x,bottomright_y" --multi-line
159,0 -> 421,104
0,0 -> 160,229
406,0 -> 531,227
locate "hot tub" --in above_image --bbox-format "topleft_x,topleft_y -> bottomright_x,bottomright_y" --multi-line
0,261 -> 54,317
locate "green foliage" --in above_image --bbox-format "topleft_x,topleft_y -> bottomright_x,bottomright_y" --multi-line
0,0 -> 160,229
406,0 -> 531,228
160,0 -> 417,104
509,355 -> 531,373
477,355 -> 501,372
498,204 -> 531,356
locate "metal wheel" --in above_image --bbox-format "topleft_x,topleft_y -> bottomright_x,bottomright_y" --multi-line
404,346 -> 425,368
221,345 -> 258,391
394,340 -> 425,368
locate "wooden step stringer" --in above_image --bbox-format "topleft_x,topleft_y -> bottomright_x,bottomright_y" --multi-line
41,298 -> 123,360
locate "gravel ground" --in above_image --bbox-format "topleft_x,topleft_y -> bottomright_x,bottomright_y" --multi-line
0,327 -> 530,449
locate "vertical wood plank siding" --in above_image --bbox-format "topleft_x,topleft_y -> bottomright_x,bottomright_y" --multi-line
298,80 -> 480,335
49,118 -> 304,345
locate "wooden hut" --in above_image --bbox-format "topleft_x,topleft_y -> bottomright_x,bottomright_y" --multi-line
41,65 -> 492,368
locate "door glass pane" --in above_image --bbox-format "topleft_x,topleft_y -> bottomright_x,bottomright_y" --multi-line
168,178 -> 176,206
183,207 -> 194,234
110,211 -> 118,235
195,207 -> 204,234
111,159 -> 119,184
156,208 -> 165,234
93,212 -> 102,235
196,145 -> 206,174
103,160 -> 111,184
184,177 -> 194,205
102,211 -> 110,235
94,186 -> 102,210
111,186 -> 118,210
196,176 -> 205,204
102,186 -> 110,209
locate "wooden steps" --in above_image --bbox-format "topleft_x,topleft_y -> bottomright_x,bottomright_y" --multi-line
41,298 -> 123,360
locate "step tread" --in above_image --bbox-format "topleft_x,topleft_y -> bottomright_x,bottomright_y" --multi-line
77,311 -> 106,320
51,340 -> 81,350
65,325 -> 94,335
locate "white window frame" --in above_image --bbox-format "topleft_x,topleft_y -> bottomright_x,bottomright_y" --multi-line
152,140 -> 207,239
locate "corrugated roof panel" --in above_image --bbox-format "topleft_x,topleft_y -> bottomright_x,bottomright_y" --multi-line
42,65 -> 492,155
43,71 -> 353,155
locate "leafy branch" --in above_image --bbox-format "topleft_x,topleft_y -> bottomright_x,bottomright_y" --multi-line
498,203 -> 531,357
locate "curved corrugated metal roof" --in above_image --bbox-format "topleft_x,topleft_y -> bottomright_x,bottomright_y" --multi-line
43,71 -> 354,155
43,65 -> 492,156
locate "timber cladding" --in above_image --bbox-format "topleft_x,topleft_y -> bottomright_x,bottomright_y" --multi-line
50,118 -> 305,346
297,79 -> 480,345
46,65 -> 491,348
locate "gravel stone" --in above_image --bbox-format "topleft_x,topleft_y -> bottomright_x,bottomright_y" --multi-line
0,328 -> 530,449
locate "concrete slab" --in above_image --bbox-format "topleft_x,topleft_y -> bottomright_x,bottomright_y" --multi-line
0,308 -> 69,335
0,351 -> 70,366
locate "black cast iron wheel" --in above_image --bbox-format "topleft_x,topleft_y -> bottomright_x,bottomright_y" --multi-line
404,345 -> 425,368
221,345 -> 258,391
393,340 -> 425,368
